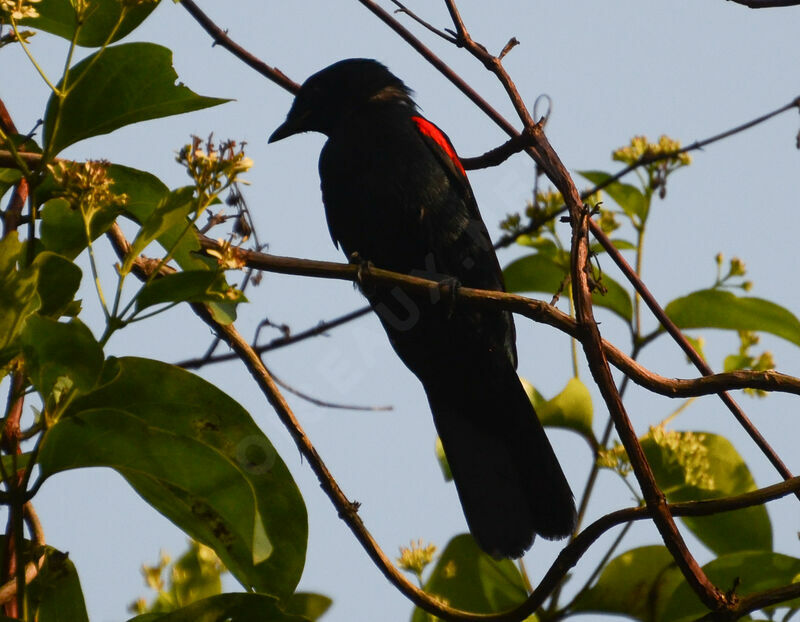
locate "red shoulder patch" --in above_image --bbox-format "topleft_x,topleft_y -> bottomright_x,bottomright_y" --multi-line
411,116 -> 467,177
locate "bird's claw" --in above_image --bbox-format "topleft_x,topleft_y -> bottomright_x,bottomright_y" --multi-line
350,252 -> 376,295
437,276 -> 461,318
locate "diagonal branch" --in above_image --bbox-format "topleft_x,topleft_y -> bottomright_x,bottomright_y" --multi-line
590,221 -> 797,494
434,0 -> 723,611
179,0 -> 299,93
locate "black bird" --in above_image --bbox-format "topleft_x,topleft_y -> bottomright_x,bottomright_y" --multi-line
269,58 -> 576,558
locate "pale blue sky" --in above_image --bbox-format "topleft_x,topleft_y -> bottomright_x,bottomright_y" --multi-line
4,1 -> 800,620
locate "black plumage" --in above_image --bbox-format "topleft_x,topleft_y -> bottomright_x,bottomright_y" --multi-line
269,58 -> 576,558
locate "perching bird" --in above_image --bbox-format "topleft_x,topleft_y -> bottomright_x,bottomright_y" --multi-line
269,58 -> 576,558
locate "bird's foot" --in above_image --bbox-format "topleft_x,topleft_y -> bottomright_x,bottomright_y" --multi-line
350,252 -> 376,295
437,276 -> 461,318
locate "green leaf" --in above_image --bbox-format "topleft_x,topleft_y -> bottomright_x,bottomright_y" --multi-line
578,170 -> 649,223
0,168 -> 23,200
39,197 -> 121,259
136,271 -> 245,312
411,534 -> 528,621
435,436 -> 452,481
44,42 -> 229,155
665,289 -> 800,347
643,431 -> 771,555
0,233 -> 40,351
34,252 -> 82,317
531,377 -> 594,442
20,0 -> 159,47
504,253 -> 633,322
284,592 -> 333,620
28,546 -> 89,622
126,593 -> 307,622
20,316 -> 104,398
109,164 -> 170,216
109,165 -> 207,271
504,253 -> 568,296
206,301 -> 239,326
122,186 -> 196,274
571,545 -> 683,622
38,357 -> 307,601
662,551 -> 800,622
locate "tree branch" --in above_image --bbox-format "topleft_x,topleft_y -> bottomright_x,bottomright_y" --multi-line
176,305 -> 371,369
178,0 -> 299,94
195,236 -> 800,400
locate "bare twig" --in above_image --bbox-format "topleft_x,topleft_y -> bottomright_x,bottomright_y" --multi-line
269,367 -> 392,412
176,306 -> 371,369
178,0 -> 299,94
492,95 -> 800,248
390,0 -> 458,43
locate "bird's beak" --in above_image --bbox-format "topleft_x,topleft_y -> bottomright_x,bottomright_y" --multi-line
268,110 -> 309,143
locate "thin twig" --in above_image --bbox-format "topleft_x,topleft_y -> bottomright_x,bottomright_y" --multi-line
176,305 -> 371,369
179,0 -> 300,94
492,96 -> 800,248
389,0 -> 458,43
269,367 -> 392,412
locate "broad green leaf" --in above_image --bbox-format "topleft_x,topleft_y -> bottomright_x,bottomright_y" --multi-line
411,534 -> 528,621
284,592 -> 333,620
38,357 -> 307,601
34,252 -> 81,317
20,316 -> 104,398
0,233 -> 40,351
662,551 -> 800,622
109,165 -> 207,271
20,0 -> 159,47
207,301 -> 239,326
122,187 -> 195,274
504,253 -> 568,296
665,289 -> 800,347
504,253 -> 633,322
44,42 -> 229,155
28,546 -> 89,622
136,270 -> 245,312
0,168 -> 22,200
435,436 -> 452,481
39,197 -> 121,259
109,164 -> 170,216
578,170 -> 649,223
533,377 -> 594,442
643,431 -> 771,555
572,545 -> 683,622
126,593 -> 307,622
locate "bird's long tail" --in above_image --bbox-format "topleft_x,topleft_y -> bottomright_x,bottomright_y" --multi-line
424,355 -> 577,559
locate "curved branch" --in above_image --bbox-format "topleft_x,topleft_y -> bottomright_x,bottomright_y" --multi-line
197,237 -> 800,400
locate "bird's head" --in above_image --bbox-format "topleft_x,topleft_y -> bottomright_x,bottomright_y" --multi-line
269,58 -> 414,142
